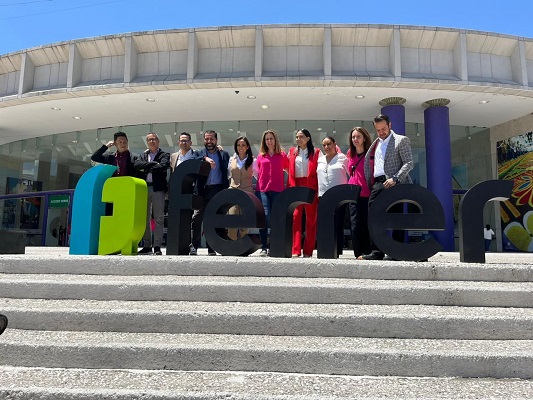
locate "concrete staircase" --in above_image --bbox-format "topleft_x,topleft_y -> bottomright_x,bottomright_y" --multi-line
0,250 -> 532,399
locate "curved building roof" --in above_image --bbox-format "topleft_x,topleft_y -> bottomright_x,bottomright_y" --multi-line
1,24 -> 533,145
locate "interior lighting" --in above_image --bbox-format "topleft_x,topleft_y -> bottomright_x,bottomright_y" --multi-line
247,95 -> 256,99
146,98 -> 156,102
73,116 -> 82,120
479,100 -> 489,104
261,105 -> 269,109
355,95 -> 365,99
51,107 -> 61,111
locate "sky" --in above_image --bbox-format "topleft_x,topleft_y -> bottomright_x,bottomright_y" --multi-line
1,0 -> 533,55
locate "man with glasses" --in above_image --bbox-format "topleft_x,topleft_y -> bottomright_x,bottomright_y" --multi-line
189,130 -> 230,256
170,132 -> 201,171
135,132 -> 170,255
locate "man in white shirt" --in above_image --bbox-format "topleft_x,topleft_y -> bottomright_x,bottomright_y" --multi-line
360,114 -> 413,260
484,224 -> 495,252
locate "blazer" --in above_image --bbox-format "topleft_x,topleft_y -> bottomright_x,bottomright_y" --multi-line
91,145 -> 138,177
364,130 -> 413,188
196,147 -> 230,194
287,147 -> 320,192
170,149 -> 202,172
134,148 -> 170,192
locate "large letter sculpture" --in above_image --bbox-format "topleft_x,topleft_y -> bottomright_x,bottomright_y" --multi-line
316,184 -> 361,259
70,165 -> 117,255
459,180 -> 512,263
269,187 -> 316,258
98,176 -> 147,255
166,159 -> 211,255
368,184 -> 445,261
204,189 -> 265,256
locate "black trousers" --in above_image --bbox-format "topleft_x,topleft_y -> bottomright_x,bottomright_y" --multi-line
191,185 -> 224,252
349,196 -> 371,257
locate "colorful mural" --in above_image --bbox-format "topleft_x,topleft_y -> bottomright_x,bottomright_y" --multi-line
497,132 -> 533,252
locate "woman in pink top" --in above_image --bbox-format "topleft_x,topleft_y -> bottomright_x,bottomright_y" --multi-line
256,130 -> 289,256
347,127 -> 372,257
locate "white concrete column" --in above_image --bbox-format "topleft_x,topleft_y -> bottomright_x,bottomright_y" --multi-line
18,52 -> 35,95
124,36 -> 137,84
511,40 -> 528,87
255,27 -> 263,80
187,30 -> 198,82
323,27 -> 332,79
67,44 -> 82,88
389,27 -> 401,80
454,32 -> 468,82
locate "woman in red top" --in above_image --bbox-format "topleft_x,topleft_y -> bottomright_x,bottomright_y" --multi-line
347,127 -> 372,257
287,129 -> 321,257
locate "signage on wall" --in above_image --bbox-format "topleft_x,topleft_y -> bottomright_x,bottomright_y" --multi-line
49,195 -> 70,208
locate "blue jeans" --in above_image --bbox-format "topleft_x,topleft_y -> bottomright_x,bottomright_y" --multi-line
258,191 -> 279,250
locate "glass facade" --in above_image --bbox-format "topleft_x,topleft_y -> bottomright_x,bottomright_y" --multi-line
0,119 -> 492,245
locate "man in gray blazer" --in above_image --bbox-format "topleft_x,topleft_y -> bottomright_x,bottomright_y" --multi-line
360,114 -> 413,260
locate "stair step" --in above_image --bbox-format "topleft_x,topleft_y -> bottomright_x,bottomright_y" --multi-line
0,366 -> 532,400
1,255 -> 533,281
2,298 -> 533,340
1,329 -> 532,378
1,274 -> 532,307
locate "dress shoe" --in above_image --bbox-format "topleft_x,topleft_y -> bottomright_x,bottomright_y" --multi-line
0,314 -> 7,336
383,254 -> 398,261
138,247 -> 152,255
154,247 -> 163,256
360,251 -> 384,260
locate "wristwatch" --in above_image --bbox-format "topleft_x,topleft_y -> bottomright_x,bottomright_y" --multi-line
393,176 -> 399,184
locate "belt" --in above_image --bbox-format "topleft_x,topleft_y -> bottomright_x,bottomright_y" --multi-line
374,175 -> 387,183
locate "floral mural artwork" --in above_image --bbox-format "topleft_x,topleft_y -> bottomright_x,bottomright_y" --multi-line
512,170 -> 533,208
498,133 -> 533,252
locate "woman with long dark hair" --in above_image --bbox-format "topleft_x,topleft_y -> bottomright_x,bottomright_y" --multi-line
287,129 -> 321,257
347,127 -> 372,257
256,130 -> 289,256
227,136 -> 256,240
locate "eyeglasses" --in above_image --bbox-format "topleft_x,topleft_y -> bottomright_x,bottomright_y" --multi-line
147,138 -> 159,142
179,140 -> 190,143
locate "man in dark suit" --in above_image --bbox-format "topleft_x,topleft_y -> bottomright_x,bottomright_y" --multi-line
360,114 -> 413,260
189,130 -> 230,256
135,132 -> 170,255
90,131 -> 137,177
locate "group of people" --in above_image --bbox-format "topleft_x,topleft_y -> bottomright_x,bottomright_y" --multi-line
90,113 -> 414,259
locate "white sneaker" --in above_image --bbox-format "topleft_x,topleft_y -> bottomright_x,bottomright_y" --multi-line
259,249 -> 268,257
